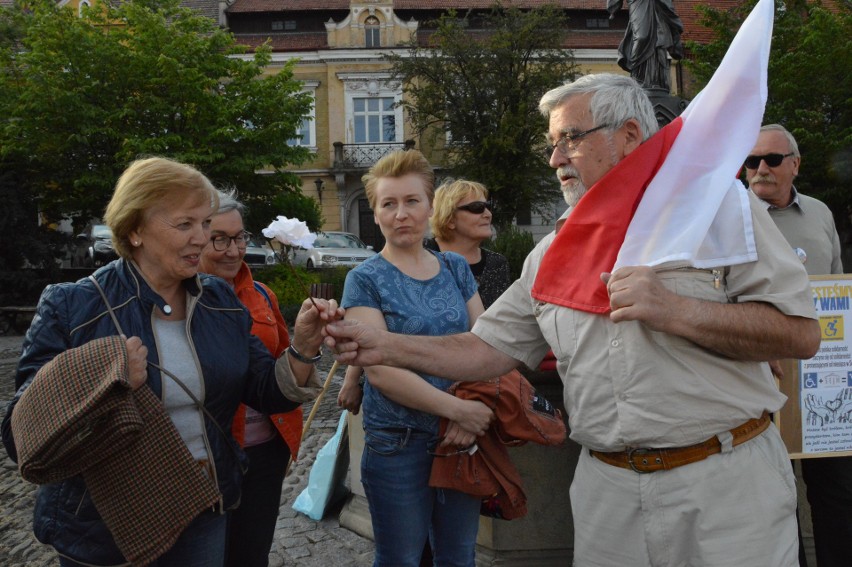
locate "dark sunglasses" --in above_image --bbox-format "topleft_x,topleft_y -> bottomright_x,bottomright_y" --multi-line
456,201 -> 492,214
744,152 -> 794,169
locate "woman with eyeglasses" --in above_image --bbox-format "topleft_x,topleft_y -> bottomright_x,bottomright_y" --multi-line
425,179 -> 510,310
198,189 -> 309,567
337,150 -> 494,567
2,157 -> 341,567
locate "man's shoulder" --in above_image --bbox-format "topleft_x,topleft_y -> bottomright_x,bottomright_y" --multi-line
537,230 -> 558,251
797,192 -> 832,212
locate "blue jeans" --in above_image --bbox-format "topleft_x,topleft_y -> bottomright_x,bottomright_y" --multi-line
361,428 -> 480,567
60,509 -> 227,567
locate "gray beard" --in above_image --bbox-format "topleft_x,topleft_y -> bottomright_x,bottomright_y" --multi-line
563,182 -> 587,207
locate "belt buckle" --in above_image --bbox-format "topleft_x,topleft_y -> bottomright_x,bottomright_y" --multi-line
627,447 -> 656,474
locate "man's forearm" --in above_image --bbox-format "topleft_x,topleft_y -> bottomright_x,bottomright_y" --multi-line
665,298 -> 820,361
384,331 -> 518,381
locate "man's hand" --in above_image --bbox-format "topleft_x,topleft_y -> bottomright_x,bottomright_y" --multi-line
602,266 -> 679,331
124,335 -> 148,390
323,320 -> 387,366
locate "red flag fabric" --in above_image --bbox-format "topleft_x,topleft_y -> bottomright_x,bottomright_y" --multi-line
531,117 -> 683,314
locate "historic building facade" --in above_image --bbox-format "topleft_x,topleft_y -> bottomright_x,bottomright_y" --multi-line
220,0 -> 640,245
16,0 -> 736,245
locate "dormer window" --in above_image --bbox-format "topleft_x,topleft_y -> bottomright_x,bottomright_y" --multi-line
272,20 -> 296,32
365,16 -> 380,48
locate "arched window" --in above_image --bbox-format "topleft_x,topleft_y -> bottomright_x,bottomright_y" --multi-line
365,16 -> 380,48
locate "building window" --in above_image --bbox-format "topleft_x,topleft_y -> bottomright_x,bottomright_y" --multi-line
272,20 -> 296,31
288,86 -> 317,148
353,97 -> 396,143
586,18 -> 610,29
365,16 -> 380,48
340,73 -> 403,145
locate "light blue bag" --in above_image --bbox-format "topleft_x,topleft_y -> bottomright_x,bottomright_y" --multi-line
292,410 -> 350,520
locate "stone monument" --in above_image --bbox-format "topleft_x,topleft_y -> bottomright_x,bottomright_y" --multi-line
608,0 -> 688,126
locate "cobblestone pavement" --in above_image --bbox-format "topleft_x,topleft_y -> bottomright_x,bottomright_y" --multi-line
0,334 -> 374,566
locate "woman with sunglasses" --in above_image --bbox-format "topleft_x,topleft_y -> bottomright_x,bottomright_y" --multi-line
198,189 -> 311,567
425,180 -> 510,309
338,150 -> 494,566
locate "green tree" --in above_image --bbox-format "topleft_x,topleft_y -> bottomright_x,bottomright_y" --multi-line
0,0 -> 315,238
387,3 -> 579,227
686,1 -> 852,235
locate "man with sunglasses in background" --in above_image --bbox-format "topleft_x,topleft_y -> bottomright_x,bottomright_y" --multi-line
326,73 -> 821,566
746,124 -> 850,567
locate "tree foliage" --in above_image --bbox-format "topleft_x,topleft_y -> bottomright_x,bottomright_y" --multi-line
686,0 -> 852,233
0,0 -> 315,239
489,224 -> 536,281
265,190 -> 323,234
387,3 -> 579,227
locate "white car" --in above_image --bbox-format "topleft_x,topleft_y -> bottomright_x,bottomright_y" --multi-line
290,231 -> 376,269
244,237 -> 278,268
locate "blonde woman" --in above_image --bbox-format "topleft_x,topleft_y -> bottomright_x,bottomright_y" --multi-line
339,150 -> 493,566
3,157 -> 340,567
426,179 -> 510,309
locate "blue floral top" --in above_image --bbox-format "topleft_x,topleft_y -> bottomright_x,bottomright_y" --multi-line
341,250 -> 477,433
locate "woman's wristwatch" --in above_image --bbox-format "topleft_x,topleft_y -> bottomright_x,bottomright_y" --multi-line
287,343 -> 322,364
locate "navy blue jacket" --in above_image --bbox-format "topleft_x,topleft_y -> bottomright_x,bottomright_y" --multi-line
1,259 -> 299,565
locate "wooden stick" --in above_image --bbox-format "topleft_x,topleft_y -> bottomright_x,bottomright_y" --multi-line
301,360 -> 340,440
285,360 -> 341,476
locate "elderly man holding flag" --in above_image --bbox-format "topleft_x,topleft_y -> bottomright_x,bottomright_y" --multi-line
325,0 -> 819,563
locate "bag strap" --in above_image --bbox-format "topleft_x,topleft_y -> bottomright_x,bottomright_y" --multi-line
88,276 -> 245,472
253,281 -> 273,310
90,275 -> 127,336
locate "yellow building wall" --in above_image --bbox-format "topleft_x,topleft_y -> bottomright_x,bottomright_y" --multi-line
262,4 -> 631,235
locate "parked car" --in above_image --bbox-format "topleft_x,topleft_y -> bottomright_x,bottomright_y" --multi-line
71,224 -> 119,268
289,231 -> 376,269
244,236 -> 278,269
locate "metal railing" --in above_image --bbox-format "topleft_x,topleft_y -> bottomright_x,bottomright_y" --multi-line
333,140 -> 415,168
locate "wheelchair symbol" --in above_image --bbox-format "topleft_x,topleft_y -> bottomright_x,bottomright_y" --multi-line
825,320 -> 839,337
804,374 -> 818,388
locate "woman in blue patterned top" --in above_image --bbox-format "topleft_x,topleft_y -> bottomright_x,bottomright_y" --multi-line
339,150 -> 495,567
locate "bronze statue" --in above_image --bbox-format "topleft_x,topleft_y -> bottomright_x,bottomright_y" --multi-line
607,0 -> 685,92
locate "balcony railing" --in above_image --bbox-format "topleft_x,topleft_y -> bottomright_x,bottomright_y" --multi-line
333,140 -> 415,169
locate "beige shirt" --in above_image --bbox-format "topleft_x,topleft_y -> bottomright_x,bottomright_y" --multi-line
759,188 -> 844,276
473,190 -> 817,451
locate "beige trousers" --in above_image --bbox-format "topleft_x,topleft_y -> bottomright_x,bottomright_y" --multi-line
570,424 -> 798,567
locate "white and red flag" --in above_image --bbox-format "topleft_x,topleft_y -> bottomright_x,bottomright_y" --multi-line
532,0 -> 775,314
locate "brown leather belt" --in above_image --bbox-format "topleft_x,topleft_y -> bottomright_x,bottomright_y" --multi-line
590,412 -> 770,474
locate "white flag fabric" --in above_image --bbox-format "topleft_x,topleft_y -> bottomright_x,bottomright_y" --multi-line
614,0 -> 775,270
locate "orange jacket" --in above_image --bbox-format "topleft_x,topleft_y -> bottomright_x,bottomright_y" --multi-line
429,369 -> 566,519
230,263 -> 303,460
